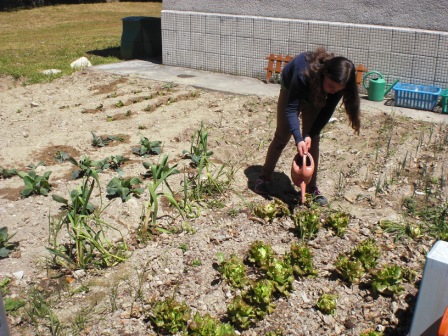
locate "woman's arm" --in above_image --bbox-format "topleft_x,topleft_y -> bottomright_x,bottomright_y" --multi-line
307,92 -> 343,138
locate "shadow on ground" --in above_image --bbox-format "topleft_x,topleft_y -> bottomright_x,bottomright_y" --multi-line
86,47 -> 163,65
244,165 -> 299,209
87,47 -> 121,58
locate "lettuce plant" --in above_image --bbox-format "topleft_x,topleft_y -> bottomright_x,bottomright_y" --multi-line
335,238 -> 381,284
188,312 -> 236,336
324,210 -> 350,236
265,258 -> 295,296
148,298 -> 191,334
352,238 -> 381,271
335,255 -> 365,284
292,208 -> 321,240
217,254 -> 248,289
285,242 -> 318,277
244,279 -> 276,318
227,295 -> 257,330
371,264 -> 405,297
247,240 -> 275,269
316,293 -> 337,315
253,198 -> 290,223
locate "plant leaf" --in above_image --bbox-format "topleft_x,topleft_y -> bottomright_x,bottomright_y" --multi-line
52,194 -> 68,205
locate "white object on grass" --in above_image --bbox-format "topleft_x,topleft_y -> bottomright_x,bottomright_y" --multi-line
70,57 -> 92,69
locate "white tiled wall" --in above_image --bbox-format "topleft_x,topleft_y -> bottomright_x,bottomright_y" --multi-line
162,11 -> 448,89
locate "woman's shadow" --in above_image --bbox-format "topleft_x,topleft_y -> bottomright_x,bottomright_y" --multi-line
244,165 -> 300,209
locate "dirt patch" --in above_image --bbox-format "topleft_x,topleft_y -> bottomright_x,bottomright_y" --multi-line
0,70 -> 447,336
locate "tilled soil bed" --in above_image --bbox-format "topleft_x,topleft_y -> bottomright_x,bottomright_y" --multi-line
0,70 -> 447,336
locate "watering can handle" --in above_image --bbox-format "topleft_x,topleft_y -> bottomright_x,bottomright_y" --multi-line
363,71 -> 384,89
298,152 -> 314,167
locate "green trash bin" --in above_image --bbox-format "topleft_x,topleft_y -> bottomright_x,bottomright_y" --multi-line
121,16 -> 161,60
142,17 -> 162,58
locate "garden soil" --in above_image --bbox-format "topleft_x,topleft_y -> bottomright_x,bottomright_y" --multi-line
0,70 -> 447,335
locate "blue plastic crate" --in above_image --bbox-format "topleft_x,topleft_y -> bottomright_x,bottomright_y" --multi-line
393,83 -> 441,111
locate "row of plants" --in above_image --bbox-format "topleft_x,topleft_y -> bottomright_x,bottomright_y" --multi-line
252,196 -> 419,296
138,237 -> 405,335
1,123 -> 233,270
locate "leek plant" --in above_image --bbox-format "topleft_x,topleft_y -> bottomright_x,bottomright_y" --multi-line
140,155 -> 183,240
48,170 -> 129,270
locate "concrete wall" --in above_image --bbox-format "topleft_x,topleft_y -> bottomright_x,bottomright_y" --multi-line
163,0 -> 448,32
161,1 -> 448,90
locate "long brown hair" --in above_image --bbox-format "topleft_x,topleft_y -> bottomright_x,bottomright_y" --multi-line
305,48 -> 361,134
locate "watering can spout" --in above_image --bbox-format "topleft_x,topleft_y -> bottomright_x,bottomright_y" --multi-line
384,79 -> 400,96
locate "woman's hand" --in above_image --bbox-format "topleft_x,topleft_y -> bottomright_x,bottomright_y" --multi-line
297,137 -> 312,156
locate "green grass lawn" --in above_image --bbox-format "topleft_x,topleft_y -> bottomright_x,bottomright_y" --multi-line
0,2 -> 162,84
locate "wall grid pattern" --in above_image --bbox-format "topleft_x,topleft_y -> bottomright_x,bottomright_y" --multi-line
162,10 -> 448,89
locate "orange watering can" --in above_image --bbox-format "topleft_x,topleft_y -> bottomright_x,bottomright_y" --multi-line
291,153 -> 315,204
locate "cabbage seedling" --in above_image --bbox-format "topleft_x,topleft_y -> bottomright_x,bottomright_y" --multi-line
316,293 -> 337,315
69,155 -> 103,179
0,167 -> 17,179
106,176 -> 145,202
17,170 -> 52,197
132,137 -> 162,156
0,227 -> 17,258
91,132 -> 124,147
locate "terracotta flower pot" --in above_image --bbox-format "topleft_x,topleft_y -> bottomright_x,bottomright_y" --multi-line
291,153 -> 315,204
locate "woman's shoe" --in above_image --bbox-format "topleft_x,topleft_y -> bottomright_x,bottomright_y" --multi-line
307,186 -> 328,206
